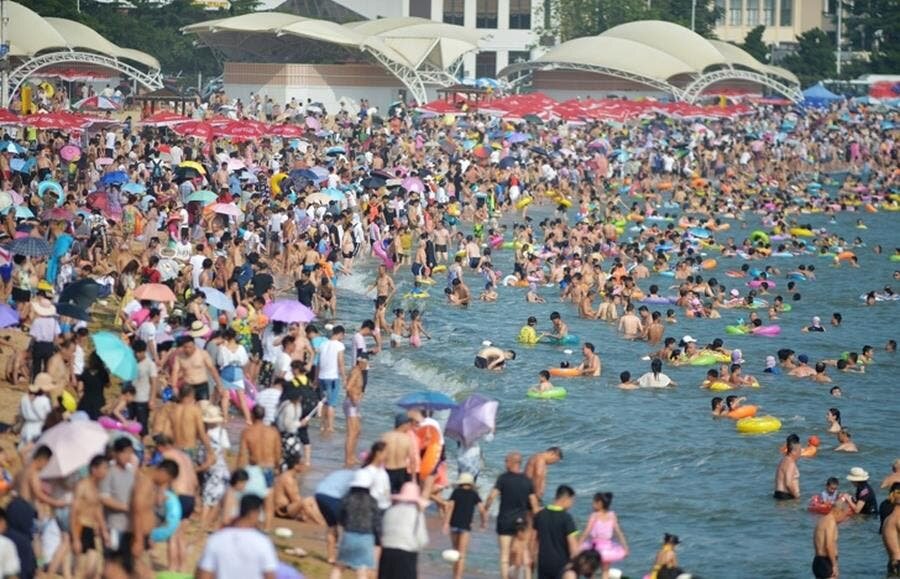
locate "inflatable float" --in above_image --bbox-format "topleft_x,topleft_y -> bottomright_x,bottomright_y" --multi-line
735,415 -> 782,434
527,387 -> 568,399
549,367 -> 582,378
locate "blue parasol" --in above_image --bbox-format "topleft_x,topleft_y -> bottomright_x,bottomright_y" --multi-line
396,390 -> 458,411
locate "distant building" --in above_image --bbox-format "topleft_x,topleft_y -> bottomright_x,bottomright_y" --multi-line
712,0 -> 834,45
272,0 -> 543,79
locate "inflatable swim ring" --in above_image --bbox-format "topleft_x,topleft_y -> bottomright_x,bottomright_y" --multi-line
725,325 -> 748,335
417,423 -> 442,479
373,239 -> 394,269
835,251 -> 855,261
747,279 -> 776,289
701,259 -> 717,270
890,255 -> 900,262
527,387 -> 568,399
549,367 -> 582,378
726,271 -> 745,278
708,381 -> 733,392
689,354 -> 720,366
98,416 -> 143,435
689,227 -> 711,239
403,291 -> 429,299
790,228 -> 814,238
749,230 -> 770,244
432,264 -> 447,273
61,390 -> 77,413
735,415 -> 782,434
787,272 -> 807,281
545,335 -> 580,346
751,325 -> 781,336
502,275 -> 519,287
726,405 -> 758,419
807,495 -> 833,515
515,197 -> 533,210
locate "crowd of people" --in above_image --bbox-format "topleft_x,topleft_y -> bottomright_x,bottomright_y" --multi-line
0,82 -> 896,579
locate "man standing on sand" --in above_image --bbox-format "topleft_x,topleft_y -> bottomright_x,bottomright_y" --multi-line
774,441 -> 801,500
484,452 -> 540,579
99,438 -> 136,552
382,413 -> 419,493
169,388 -> 213,468
197,495 -> 279,579
882,483 -> 900,577
155,435 -> 199,573
171,335 -> 223,402
812,499 -> 852,578
316,325 -> 346,434
71,455 -> 110,579
130,460 -> 181,575
525,447 -> 564,502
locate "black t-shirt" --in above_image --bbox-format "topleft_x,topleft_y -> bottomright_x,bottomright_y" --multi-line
855,482 -> 878,515
533,506 -> 576,577
494,471 -> 534,533
296,281 -> 316,307
448,487 -> 481,531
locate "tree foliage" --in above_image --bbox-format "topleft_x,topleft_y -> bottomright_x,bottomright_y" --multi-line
782,28 -> 836,87
540,0 -> 721,42
843,0 -> 900,74
20,0 -> 259,77
739,25 -> 768,62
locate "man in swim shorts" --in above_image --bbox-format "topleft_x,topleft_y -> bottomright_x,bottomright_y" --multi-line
774,441 -> 801,500
382,413 -> 417,493
812,498 -> 851,578
883,483 -> 900,576
475,346 -> 516,370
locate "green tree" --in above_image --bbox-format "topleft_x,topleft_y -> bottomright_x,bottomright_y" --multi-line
843,0 -> 900,74
738,25 -> 769,62
646,0 -> 722,38
782,28 -> 836,87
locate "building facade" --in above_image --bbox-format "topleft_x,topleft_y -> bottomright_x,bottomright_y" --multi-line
292,0 -> 542,79
712,0 -> 833,45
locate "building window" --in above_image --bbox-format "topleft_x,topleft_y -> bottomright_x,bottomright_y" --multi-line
763,0 -> 775,24
746,0 -> 759,25
410,0 -> 431,18
715,0 -> 726,25
509,0 -> 531,29
476,0 -> 498,28
476,51 -> 497,78
729,0 -> 742,25
443,0 -> 464,25
780,0 -> 793,25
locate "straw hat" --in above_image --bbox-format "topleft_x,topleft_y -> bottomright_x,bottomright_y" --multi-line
846,467 -> 869,482
31,299 -> 57,317
32,372 -> 57,393
457,473 -> 475,486
201,404 -> 224,424
189,320 -> 210,338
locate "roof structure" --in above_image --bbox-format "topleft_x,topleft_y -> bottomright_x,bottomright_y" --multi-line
183,12 -> 481,104
498,20 -> 802,103
4,2 -> 162,106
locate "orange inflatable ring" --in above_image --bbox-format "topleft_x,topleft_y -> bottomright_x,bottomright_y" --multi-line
549,367 -> 582,378
864,204 -> 877,213
836,251 -> 855,261
726,405 -> 758,419
658,181 -> 673,191
416,424 -> 442,479
701,259 -> 717,270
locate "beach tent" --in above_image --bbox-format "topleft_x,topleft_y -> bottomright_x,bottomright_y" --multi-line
802,83 -> 842,108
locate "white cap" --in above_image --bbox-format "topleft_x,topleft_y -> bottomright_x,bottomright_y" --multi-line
682,335 -> 697,343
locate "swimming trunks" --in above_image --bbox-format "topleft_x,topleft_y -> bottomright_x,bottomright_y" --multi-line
188,382 -> 209,401
468,258 -> 480,269
178,495 -> 196,520
888,560 -> 900,577
386,468 -> 411,494
80,526 -> 97,553
773,490 -> 795,500
812,555 -> 833,578
474,356 -> 488,369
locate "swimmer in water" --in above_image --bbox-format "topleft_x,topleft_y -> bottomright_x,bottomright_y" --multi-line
725,395 -> 746,412
665,309 -> 677,324
830,386 -> 842,398
408,310 -> 430,348
526,283 -> 545,304
548,311 -> 568,340
711,397 -> 727,417
811,362 -> 832,383
480,282 -> 498,302
819,477 -> 840,505
802,316 -> 826,333
831,312 -> 842,327
835,429 -> 858,453
826,408 -> 843,434
390,308 -> 406,347
530,370 -> 555,394
576,343 -> 602,377
618,371 -> 639,390
474,346 -> 515,371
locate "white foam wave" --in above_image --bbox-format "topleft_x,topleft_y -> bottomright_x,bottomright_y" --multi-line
336,271 -> 376,297
377,350 -> 476,396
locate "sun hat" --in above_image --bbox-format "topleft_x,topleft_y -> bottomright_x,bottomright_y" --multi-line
846,467 -> 870,482
36,280 -> 54,294
33,372 -> 57,392
392,481 -> 423,504
201,404 -> 224,424
189,320 -> 210,338
731,349 -> 745,364
765,355 -> 777,369
351,468 -> 373,489
457,473 -> 475,486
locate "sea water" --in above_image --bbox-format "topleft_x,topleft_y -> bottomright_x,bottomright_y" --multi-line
306,205 -> 899,578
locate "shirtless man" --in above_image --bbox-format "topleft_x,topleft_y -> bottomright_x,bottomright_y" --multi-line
882,460 -> 900,489
155,435 -> 199,572
169,389 -> 213,466
883,483 -> 900,577
474,346 -> 516,370
448,278 -> 470,306
170,335 -> 223,402
774,441 -> 801,500
382,413 -> 419,493
15,445 -> 68,509
433,222 -> 451,263
577,343 -> 602,377
617,303 -> 644,340
812,499 -> 851,578
272,456 -> 326,526
412,238 -> 429,281
343,355 -> 365,466
71,455 -> 110,578
369,265 -> 396,303
834,429 -> 858,452
524,447 -> 564,502
238,405 -> 281,530
646,311 -> 665,345
548,312 -> 568,340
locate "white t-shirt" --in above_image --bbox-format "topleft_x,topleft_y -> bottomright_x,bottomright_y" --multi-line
637,372 -> 673,388
197,527 -> 278,579
190,254 -> 206,288
317,339 -> 345,380
137,320 -> 157,344
0,535 -> 20,577
105,131 -> 116,150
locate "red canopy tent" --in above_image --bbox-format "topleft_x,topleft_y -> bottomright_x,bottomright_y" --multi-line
140,111 -> 191,127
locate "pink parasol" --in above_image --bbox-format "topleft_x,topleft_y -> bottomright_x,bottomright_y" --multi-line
59,144 -> 81,162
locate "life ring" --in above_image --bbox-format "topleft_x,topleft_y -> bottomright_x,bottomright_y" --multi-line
527,387 -> 568,399
725,325 -> 748,335
432,264 -> 447,273
373,239 -> 394,269
418,278 -> 436,285
751,325 -> 781,336
548,367 -> 582,378
701,259 -> 717,270
689,354 -> 720,366
836,251 -> 855,261
708,381 -> 733,391
735,415 -> 782,434
516,197 -> 533,209
726,405 -> 758,419
890,255 -> 900,262
749,230 -> 770,244
807,495 -> 833,515
864,204 -> 877,213
98,416 -> 143,435
403,291 -> 429,299
502,275 -> 519,287
789,228 -> 814,238
228,378 -> 257,410
658,181 -> 673,191
689,227 -> 710,239
544,335 -> 580,346
787,272 -> 807,281
747,279 -> 776,289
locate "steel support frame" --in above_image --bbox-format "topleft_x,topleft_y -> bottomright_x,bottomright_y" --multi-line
500,62 -> 685,100
683,69 -> 802,103
362,47 -> 428,105
9,51 -> 163,100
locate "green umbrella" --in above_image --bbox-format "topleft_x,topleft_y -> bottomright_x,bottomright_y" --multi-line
91,331 -> 138,382
186,190 -> 217,205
